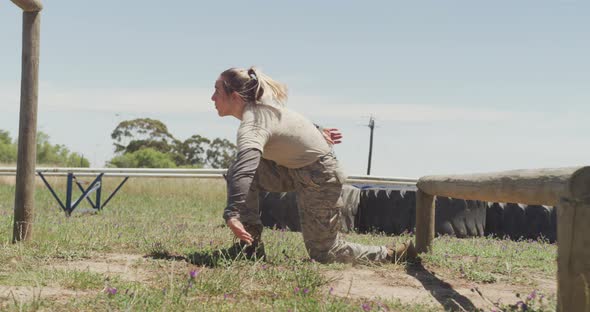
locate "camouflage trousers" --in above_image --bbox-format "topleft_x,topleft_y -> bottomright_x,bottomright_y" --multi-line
242,152 -> 388,264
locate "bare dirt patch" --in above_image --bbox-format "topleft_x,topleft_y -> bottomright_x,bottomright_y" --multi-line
324,264 -> 556,311
48,253 -> 149,283
1,253 -> 155,308
0,285 -> 92,307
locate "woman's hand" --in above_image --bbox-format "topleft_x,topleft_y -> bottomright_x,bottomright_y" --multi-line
226,218 -> 253,244
322,128 -> 343,145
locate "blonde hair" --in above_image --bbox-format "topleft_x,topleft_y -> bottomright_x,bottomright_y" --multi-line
220,67 -> 288,108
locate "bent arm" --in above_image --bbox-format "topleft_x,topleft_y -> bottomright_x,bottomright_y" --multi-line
223,148 -> 262,222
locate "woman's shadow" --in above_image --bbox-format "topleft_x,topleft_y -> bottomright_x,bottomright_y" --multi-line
405,261 -> 478,311
146,245 -> 259,267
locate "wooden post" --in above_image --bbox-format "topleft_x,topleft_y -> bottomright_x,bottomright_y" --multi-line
12,3 -> 42,242
415,189 -> 435,253
415,166 -> 590,311
557,166 -> 590,312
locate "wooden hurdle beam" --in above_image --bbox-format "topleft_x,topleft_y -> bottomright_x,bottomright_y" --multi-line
415,166 -> 590,312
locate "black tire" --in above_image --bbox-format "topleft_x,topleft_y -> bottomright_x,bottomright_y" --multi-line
484,203 -> 556,242
434,197 -> 486,237
259,192 -> 300,231
356,188 -> 415,235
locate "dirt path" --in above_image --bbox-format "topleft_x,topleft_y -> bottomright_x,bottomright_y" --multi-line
324,264 -> 556,311
0,286 -> 92,306
48,253 -> 149,283
2,253 -> 556,311
0,253 -> 150,307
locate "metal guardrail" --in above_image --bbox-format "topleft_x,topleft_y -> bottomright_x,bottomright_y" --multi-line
0,167 -> 417,216
0,167 -> 418,185
0,172 -> 225,179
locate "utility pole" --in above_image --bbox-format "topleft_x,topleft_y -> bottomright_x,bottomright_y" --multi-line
366,116 -> 375,175
11,0 -> 43,243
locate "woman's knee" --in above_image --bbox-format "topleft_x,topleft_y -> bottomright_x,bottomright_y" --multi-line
308,245 -> 355,264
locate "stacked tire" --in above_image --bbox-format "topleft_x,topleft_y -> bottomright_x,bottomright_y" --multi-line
259,186 -> 556,242
485,203 -> 556,242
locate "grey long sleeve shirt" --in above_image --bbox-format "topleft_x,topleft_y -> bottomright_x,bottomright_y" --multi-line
223,148 -> 262,222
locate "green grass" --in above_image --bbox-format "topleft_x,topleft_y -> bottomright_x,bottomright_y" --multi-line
0,177 -> 558,311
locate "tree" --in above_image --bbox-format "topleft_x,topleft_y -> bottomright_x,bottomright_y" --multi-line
107,153 -> 136,168
0,130 -> 11,145
0,130 -> 17,163
108,119 -> 238,168
206,138 -> 237,169
176,134 -> 210,167
111,118 -> 177,155
35,132 -> 89,167
66,153 -> 90,167
0,130 -> 88,166
108,148 -> 176,168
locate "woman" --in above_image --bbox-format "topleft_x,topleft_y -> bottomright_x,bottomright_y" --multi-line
212,66 -> 416,263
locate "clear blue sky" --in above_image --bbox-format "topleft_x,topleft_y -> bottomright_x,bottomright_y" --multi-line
1,0 -> 588,177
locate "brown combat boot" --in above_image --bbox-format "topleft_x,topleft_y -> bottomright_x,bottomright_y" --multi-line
230,223 -> 266,260
386,240 -> 418,263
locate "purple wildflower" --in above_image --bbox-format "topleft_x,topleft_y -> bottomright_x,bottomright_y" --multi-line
527,290 -> 537,301
261,264 -> 267,270
189,270 -> 199,279
361,302 -> 371,311
303,288 -> 309,295
329,287 -> 334,295
515,300 -> 528,310
105,287 -> 117,296
294,287 -> 300,294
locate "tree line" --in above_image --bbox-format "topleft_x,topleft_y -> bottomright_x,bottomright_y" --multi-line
0,118 -> 237,168
0,130 -> 89,167
108,118 -> 237,168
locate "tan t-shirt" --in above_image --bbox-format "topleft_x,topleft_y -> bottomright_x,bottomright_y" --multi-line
237,103 -> 331,168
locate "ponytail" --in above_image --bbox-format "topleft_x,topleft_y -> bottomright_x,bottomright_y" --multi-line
221,67 -> 288,108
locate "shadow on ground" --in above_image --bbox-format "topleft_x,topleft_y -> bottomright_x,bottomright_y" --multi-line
145,246 -> 263,267
146,248 -> 475,311
405,262 -> 477,311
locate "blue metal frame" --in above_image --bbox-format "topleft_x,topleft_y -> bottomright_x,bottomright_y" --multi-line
38,172 -> 129,216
